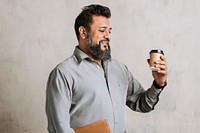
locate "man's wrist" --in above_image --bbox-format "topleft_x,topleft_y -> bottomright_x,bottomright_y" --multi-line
153,80 -> 167,89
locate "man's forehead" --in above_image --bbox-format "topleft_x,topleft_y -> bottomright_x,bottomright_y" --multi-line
92,16 -> 112,28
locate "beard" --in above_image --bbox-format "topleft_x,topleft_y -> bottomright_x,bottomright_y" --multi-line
86,35 -> 111,61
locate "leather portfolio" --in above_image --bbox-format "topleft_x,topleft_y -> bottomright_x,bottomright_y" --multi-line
75,120 -> 111,133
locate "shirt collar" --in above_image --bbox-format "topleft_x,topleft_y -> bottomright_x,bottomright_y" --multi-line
73,46 -> 90,64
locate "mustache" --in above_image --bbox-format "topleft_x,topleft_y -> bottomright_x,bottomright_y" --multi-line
99,38 -> 110,44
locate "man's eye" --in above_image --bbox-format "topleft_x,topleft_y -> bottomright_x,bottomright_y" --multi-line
99,30 -> 104,32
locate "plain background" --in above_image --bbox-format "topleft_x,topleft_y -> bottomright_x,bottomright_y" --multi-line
1,0 -> 200,133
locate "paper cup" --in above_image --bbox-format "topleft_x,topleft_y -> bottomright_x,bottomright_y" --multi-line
149,49 -> 164,71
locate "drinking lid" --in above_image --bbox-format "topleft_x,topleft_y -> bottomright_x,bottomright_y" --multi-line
149,49 -> 164,55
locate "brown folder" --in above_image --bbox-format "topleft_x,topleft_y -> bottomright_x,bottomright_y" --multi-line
75,120 -> 111,133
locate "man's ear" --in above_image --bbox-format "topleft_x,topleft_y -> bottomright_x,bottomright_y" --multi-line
79,26 -> 87,39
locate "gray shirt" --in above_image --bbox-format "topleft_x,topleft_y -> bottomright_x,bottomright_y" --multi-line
46,47 -> 162,133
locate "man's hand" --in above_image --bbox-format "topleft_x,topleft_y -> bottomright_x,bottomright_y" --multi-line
148,55 -> 168,86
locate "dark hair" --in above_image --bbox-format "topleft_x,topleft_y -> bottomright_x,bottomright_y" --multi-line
74,4 -> 111,41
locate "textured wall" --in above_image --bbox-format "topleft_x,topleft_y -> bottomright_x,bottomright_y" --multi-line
0,0 -> 200,133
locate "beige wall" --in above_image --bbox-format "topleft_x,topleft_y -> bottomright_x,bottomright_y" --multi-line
0,0 -> 200,132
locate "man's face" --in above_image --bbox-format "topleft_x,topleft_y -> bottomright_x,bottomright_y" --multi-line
86,15 -> 112,61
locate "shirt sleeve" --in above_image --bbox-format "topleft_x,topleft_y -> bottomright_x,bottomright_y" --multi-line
46,68 -> 75,133
126,67 -> 162,112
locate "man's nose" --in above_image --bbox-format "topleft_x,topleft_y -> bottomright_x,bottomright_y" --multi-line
104,31 -> 111,41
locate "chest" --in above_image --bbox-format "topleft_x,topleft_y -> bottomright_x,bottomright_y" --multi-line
71,61 -> 128,104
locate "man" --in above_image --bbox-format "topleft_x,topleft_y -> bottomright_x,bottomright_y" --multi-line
46,4 -> 168,133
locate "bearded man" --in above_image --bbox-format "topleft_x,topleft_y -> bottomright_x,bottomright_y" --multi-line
46,4 -> 168,133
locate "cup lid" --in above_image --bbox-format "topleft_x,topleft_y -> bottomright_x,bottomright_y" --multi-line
149,49 -> 164,55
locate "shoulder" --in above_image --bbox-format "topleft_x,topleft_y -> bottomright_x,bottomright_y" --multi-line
50,55 -> 78,76
57,55 -> 78,70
